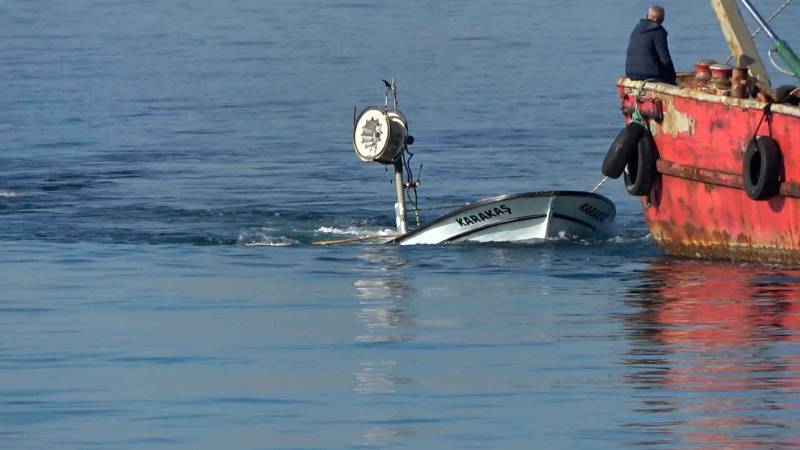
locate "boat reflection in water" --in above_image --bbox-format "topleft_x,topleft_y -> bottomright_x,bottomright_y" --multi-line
623,259 -> 800,449
353,248 -> 417,347
351,247 -> 418,446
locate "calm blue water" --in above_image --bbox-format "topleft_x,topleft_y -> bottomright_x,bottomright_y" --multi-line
1,1 -> 800,449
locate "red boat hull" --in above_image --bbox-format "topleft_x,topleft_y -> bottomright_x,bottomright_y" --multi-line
618,79 -> 800,264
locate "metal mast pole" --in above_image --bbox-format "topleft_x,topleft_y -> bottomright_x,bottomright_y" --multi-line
393,159 -> 407,235
737,0 -> 778,41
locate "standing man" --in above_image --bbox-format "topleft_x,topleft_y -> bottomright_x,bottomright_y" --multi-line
625,5 -> 677,85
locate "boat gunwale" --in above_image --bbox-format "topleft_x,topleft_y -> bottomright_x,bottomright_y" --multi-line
617,77 -> 800,118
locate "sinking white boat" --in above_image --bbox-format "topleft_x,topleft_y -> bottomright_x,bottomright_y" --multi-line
394,191 -> 615,245
346,80 -> 615,246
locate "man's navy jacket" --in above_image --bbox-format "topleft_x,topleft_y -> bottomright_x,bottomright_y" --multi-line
625,18 -> 677,84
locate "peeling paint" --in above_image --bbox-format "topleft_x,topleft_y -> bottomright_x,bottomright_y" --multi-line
657,99 -> 696,137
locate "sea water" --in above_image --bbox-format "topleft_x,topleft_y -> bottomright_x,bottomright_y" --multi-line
1,1 -> 799,448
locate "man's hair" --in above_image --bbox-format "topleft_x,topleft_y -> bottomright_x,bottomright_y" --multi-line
647,5 -> 665,22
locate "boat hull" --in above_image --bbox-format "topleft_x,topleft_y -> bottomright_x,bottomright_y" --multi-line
394,191 -> 615,245
618,79 -> 800,264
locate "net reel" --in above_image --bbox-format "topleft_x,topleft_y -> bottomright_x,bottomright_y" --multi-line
353,108 -> 408,164
352,79 -> 413,164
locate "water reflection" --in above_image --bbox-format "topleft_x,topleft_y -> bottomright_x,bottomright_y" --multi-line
622,259 -> 800,449
352,354 -> 411,396
351,247 -> 417,446
353,248 -> 417,345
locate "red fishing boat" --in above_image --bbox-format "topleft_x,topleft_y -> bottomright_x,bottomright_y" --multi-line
605,0 -> 800,264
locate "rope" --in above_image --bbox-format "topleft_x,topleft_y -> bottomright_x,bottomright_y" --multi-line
631,80 -> 652,130
725,0 -> 793,64
768,48 -> 796,76
591,177 -> 609,193
402,149 -> 421,226
753,102 -> 773,139
631,105 -> 647,128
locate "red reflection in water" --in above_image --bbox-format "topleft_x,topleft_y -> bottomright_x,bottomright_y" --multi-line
651,262 -> 800,348
626,260 -> 800,449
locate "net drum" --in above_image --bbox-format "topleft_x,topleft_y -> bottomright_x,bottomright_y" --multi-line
352,107 -> 408,164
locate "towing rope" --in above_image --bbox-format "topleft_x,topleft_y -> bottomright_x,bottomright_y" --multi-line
591,177 -> 609,193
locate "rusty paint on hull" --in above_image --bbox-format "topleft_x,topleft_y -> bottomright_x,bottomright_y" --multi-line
617,78 -> 800,264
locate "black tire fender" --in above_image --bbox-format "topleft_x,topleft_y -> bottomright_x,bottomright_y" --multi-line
743,136 -> 782,200
624,131 -> 657,196
602,122 -> 646,178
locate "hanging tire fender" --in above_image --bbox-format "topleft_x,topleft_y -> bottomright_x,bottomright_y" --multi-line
743,136 -> 782,200
602,122 -> 646,179
624,131 -> 657,196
